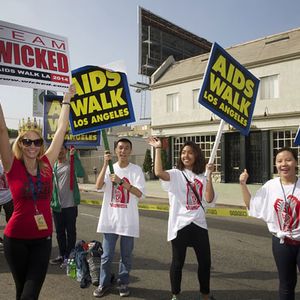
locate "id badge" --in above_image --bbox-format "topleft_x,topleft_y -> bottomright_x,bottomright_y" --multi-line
34,214 -> 48,230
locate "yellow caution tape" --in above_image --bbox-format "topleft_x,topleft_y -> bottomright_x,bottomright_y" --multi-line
81,199 -> 248,217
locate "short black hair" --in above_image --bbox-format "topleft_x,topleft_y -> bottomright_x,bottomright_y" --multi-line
114,138 -> 132,149
276,147 -> 297,161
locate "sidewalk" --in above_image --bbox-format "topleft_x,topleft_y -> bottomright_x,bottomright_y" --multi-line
79,180 -> 262,208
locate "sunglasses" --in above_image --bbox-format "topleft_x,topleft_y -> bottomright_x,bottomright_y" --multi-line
21,138 -> 43,147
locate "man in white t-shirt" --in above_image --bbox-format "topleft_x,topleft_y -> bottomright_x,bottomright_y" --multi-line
93,138 -> 145,298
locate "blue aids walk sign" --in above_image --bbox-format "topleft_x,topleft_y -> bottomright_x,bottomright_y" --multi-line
294,127 -> 300,146
198,42 -> 260,135
44,95 -> 101,148
69,65 -> 135,136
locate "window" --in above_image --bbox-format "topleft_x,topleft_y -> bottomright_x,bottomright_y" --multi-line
260,74 -> 279,99
192,89 -> 200,109
167,93 -> 179,112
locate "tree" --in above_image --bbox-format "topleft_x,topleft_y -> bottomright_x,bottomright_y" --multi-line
8,128 -> 18,138
161,149 -> 169,170
143,149 -> 153,174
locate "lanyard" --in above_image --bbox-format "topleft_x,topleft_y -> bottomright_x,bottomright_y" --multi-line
279,177 -> 298,232
279,177 -> 298,206
25,164 -> 42,214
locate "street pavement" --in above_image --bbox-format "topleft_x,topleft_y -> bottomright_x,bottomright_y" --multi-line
2,206 -> 300,300
0,180 -> 267,300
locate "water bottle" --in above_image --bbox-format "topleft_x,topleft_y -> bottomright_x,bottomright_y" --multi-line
69,259 -> 76,279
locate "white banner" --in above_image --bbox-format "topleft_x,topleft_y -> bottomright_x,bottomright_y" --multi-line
0,20 -> 71,92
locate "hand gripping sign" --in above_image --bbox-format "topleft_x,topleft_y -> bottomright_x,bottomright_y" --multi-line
198,43 -> 260,169
69,65 -> 135,136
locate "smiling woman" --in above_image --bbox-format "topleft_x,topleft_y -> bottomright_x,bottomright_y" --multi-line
0,84 -> 75,300
239,147 -> 300,299
147,136 -> 216,300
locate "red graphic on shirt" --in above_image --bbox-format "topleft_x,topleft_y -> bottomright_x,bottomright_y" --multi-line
186,178 -> 203,210
110,177 -> 130,208
274,195 -> 300,231
21,180 -> 51,201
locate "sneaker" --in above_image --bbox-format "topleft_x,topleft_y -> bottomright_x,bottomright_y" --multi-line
93,286 -> 110,298
171,295 -> 179,300
49,256 -> 63,265
119,284 -> 130,297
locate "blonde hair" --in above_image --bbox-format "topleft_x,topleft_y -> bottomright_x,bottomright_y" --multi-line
13,130 -> 49,174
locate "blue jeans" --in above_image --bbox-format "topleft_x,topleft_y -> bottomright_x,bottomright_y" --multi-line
99,233 -> 134,287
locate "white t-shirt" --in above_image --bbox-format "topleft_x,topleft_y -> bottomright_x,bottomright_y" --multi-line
161,168 -> 216,242
249,177 -> 300,241
0,161 -> 12,205
97,162 -> 145,238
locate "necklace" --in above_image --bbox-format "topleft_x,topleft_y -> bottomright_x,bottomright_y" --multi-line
279,177 -> 298,238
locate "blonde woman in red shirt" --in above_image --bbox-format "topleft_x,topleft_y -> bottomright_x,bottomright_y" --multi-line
0,84 -> 75,300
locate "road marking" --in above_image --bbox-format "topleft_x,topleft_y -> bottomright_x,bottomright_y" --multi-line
80,212 -> 99,218
81,199 -> 249,217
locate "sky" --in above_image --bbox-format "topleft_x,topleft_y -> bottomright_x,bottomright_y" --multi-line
1,0 -> 300,129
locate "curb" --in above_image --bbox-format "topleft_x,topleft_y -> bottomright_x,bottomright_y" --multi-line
80,199 -> 249,217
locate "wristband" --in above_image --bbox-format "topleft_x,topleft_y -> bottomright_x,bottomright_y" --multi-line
62,102 -> 71,106
119,178 -> 124,186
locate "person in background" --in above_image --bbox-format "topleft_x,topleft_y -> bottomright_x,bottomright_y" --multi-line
0,84 -> 75,300
240,147 -> 300,300
93,138 -> 145,298
50,144 -> 84,267
0,158 -> 14,249
148,136 -> 216,300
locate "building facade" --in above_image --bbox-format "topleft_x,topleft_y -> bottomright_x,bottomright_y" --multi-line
150,28 -> 300,184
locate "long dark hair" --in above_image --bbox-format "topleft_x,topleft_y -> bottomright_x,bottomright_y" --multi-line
176,141 -> 206,174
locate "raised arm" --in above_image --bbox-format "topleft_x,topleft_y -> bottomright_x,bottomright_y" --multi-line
45,84 -> 76,166
205,163 -> 215,203
0,103 -> 13,172
147,136 -> 170,181
239,169 -> 251,209
95,151 -> 111,189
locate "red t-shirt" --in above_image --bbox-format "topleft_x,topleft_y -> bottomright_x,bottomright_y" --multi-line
4,156 -> 53,239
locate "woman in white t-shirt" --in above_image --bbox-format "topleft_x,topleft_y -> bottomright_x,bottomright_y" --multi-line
148,137 -> 216,300
240,147 -> 300,300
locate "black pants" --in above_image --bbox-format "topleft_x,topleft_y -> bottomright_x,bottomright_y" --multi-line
53,206 -> 78,258
170,223 -> 211,295
4,235 -> 52,300
0,199 -> 14,222
272,236 -> 300,300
